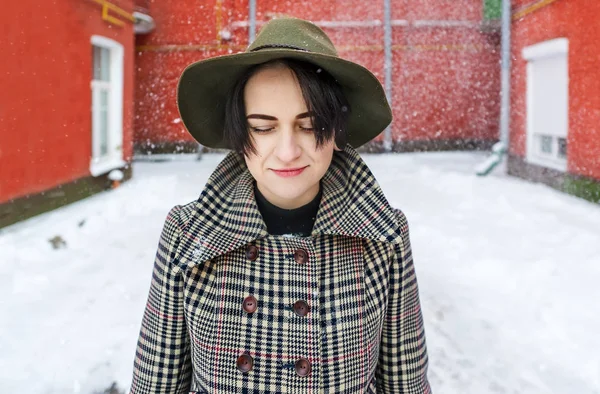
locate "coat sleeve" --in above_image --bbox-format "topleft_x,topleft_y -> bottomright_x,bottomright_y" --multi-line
376,208 -> 431,393
129,205 -> 193,394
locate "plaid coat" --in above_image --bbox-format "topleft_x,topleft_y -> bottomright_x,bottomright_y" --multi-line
130,145 -> 431,394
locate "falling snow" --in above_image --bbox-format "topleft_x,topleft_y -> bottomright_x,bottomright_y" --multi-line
3,1 -> 600,393
1,153 -> 599,393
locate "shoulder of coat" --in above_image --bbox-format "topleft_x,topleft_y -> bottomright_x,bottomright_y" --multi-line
176,199 -> 198,234
391,207 -> 410,236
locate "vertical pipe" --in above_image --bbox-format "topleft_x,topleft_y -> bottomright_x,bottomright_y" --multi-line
499,0 -> 511,151
383,0 -> 393,152
249,0 -> 257,42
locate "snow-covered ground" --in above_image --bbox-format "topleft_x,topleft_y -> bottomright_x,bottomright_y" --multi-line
1,152 -> 599,394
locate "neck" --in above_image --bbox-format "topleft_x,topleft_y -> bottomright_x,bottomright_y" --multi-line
255,183 -> 320,209
254,182 -> 322,236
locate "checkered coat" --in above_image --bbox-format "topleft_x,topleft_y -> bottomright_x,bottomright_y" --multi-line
129,145 -> 431,393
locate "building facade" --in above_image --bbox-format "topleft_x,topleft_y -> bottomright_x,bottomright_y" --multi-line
8,1 -> 597,228
134,0 -> 502,154
0,0 -> 150,228
510,0 -> 600,202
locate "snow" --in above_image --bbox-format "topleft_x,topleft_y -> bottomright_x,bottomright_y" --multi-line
1,152 -> 599,394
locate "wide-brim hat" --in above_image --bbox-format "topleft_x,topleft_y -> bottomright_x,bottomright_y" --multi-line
176,17 -> 392,149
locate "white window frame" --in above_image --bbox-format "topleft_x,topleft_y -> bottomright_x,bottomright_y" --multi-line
90,35 -> 126,176
522,38 -> 569,172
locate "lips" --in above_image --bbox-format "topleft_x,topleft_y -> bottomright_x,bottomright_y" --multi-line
271,166 -> 308,178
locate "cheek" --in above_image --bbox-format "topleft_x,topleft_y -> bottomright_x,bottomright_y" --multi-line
247,135 -> 272,157
243,151 -> 268,180
313,147 -> 334,173
244,155 -> 260,173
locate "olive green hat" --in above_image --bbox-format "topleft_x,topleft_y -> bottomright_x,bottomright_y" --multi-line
176,17 -> 392,149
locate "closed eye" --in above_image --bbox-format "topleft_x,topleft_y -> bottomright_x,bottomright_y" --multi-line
250,126 -> 274,133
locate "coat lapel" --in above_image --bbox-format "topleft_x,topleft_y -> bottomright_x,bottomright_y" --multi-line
180,145 -> 402,264
313,145 -> 403,245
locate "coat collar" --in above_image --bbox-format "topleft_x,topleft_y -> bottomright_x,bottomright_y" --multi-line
182,145 -> 402,262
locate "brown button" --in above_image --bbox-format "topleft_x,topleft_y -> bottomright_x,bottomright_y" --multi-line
246,245 -> 258,261
293,300 -> 309,317
237,354 -> 254,373
243,295 -> 258,313
295,358 -> 311,376
294,249 -> 308,264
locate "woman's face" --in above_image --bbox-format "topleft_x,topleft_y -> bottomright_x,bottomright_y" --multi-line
243,64 -> 339,210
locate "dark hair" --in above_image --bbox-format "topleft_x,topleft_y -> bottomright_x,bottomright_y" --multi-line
224,58 -> 350,156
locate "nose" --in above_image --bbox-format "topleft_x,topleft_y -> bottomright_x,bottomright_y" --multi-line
273,127 -> 302,163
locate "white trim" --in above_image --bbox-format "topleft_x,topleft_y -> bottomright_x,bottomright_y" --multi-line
231,20 -> 383,28
411,20 -> 481,28
91,35 -> 122,50
523,38 -> 569,172
525,61 -> 535,163
522,38 -> 568,60
230,19 -> 482,29
91,80 -> 111,89
529,135 -> 568,172
90,35 -> 124,177
391,20 -> 410,27
316,20 -> 382,28
89,159 -> 127,177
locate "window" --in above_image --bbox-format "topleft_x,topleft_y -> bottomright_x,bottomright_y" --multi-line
557,137 -> 567,159
522,38 -> 569,172
90,36 -> 125,176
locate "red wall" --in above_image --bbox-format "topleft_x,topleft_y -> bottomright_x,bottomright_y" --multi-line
511,0 -> 600,180
392,0 -> 500,143
134,0 -> 500,149
0,0 -> 135,203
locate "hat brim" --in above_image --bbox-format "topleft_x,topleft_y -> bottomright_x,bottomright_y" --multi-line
176,49 -> 392,149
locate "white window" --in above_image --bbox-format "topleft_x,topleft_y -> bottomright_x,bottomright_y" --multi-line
90,35 -> 125,176
522,38 -> 569,172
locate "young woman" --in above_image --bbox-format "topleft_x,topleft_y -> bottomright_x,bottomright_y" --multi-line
130,17 -> 431,394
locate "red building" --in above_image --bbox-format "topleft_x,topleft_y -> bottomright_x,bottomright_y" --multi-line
509,0 -> 600,202
0,0 -> 506,228
134,0 -> 502,154
0,0 -> 155,228
17,2 -> 597,227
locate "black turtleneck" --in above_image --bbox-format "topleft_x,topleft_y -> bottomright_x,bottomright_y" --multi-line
254,182 -> 322,237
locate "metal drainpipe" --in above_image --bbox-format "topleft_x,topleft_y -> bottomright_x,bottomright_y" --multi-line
475,0 -> 511,176
499,0 -> 511,151
383,0 -> 393,152
249,0 -> 257,42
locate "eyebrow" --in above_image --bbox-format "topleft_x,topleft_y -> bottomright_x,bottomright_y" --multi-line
246,112 -> 313,121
